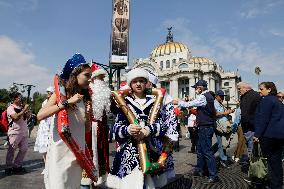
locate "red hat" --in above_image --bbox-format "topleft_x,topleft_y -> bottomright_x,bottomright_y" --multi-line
91,64 -> 107,78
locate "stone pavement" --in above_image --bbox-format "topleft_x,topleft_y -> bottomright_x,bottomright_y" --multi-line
0,128 -> 282,189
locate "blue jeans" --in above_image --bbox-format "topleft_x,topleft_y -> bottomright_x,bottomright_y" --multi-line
196,126 -> 217,179
243,131 -> 254,157
212,133 -> 227,161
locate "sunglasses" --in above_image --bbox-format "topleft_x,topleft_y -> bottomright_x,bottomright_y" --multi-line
277,96 -> 284,99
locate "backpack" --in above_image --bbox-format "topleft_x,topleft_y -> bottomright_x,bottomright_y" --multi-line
1,110 -> 13,133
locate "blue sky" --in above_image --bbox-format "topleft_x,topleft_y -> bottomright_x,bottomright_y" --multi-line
0,0 -> 284,94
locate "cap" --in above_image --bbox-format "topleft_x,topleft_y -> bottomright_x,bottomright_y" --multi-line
191,80 -> 208,89
215,90 -> 227,96
46,86 -> 54,93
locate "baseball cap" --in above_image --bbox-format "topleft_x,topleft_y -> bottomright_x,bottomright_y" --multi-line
215,90 -> 227,96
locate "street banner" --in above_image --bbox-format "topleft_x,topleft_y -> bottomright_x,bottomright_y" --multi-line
110,0 -> 129,66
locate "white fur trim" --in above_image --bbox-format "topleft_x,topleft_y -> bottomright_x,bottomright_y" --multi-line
126,68 -> 148,85
92,69 -> 107,78
119,85 -> 130,90
167,133 -> 179,142
106,168 -> 144,189
92,122 -> 99,178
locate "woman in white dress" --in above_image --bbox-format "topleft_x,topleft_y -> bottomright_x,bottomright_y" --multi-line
34,86 -> 54,163
37,54 -> 92,189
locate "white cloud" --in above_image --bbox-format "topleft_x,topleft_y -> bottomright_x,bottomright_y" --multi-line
269,29 -> 284,37
161,18 -> 284,77
239,0 -> 283,19
0,36 -> 53,93
0,0 -> 39,11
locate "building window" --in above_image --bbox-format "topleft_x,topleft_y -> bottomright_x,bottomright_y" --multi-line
224,82 -> 229,86
172,59 -> 176,65
178,63 -> 189,70
166,60 -> 170,68
160,61 -> 163,69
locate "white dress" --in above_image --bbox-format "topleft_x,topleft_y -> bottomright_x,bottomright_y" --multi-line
34,99 -> 54,153
44,101 -> 86,189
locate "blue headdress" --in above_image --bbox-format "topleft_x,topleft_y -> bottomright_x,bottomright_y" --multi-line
60,53 -> 87,81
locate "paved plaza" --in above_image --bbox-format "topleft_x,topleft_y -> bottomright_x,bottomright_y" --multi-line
0,128 -> 282,189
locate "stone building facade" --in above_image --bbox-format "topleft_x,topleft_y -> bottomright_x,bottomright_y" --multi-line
132,28 -> 241,108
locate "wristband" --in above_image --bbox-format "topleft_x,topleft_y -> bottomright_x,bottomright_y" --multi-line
61,100 -> 69,108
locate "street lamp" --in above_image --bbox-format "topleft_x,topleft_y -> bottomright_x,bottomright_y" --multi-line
12,82 -> 35,103
91,60 -> 126,90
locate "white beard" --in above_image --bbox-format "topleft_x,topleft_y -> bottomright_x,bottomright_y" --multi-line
90,79 -> 111,121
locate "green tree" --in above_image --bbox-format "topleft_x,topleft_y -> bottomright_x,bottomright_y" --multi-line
0,89 -> 11,112
32,92 -> 46,114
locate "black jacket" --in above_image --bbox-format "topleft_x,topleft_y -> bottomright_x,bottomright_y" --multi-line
254,95 -> 284,139
240,89 -> 261,132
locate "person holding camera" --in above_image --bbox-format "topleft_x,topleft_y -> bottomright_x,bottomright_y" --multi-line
5,92 -> 30,175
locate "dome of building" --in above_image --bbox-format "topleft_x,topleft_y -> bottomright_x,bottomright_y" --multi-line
150,27 -> 191,59
151,42 -> 189,57
190,56 -> 214,64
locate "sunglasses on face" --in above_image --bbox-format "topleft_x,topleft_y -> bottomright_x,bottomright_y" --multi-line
277,96 -> 284,99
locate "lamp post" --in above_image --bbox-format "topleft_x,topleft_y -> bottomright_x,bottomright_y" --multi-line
91,60 -> 126,90
225,94 -> 230,109
12,83 -> 35,103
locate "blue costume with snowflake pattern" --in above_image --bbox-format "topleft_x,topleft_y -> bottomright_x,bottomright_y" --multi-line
107,95 -> 178,189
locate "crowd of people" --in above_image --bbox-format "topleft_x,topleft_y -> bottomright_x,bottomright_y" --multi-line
0,53 -> 283,189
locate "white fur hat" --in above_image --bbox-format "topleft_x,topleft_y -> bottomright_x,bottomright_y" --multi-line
46,86 -> 54,93
148,71 -> 158,85
126,68 -> 149,84
92,69 -> 107,78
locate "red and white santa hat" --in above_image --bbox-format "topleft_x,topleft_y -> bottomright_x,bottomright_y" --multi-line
119,81 -> 130,90
91,63 -> 107,78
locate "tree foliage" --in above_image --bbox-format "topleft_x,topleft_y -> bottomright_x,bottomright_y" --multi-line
0,88 -> 46,114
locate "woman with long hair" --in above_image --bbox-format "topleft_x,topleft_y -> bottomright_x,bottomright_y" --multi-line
37,53 -> 92,189
254,82 -> 284,189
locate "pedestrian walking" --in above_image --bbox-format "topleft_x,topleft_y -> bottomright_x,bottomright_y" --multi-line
187,108 -> 198,153
5,92 -> 30,175
212,90 -> 235,168
237,82 -> 261,159
174,79 -> 219,183
253,82 -> 284,189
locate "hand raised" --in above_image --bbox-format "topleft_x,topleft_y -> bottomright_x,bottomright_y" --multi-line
23,104 -> 30,111
68,93 -> 84,104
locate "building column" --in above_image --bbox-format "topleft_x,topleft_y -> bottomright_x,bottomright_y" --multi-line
210,78 -> 215,92
170,79 -> 178,99
189,77 -> 195,98
203,74 -> 210,90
